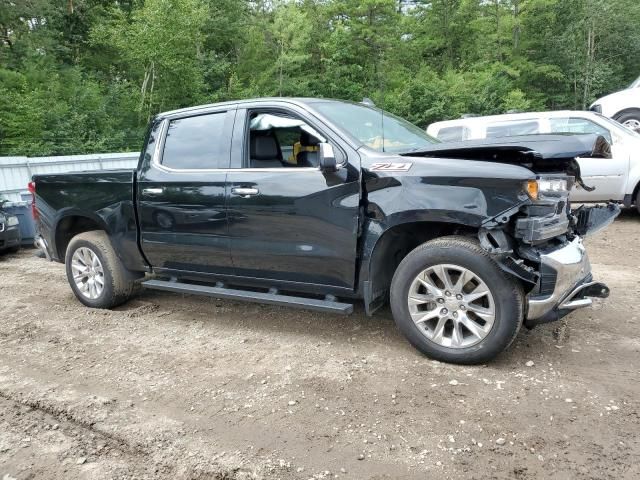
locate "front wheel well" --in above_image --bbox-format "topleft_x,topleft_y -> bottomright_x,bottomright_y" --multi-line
55,216 -> 104,261
632,179 -> 640,206
613,107 -> 640,120
366,222 -> 478,308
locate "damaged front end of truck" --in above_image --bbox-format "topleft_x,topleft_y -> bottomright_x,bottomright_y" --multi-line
410,134 -> 621,328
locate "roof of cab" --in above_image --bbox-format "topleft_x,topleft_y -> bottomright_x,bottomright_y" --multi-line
156,97 -> 350,118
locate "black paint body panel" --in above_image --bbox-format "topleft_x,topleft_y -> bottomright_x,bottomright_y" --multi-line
32,170 -> 146,270
225,167 -> 361,288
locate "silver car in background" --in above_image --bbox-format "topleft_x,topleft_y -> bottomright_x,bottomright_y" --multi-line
427,111 -> 640,211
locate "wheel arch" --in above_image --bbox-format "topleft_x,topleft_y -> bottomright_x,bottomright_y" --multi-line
359,220 -> 479,315
631,178 -> 640,206
613,107 -> 640,121
53,211 -> 110,261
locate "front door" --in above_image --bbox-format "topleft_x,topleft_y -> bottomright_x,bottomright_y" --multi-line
137,108 -> 236,275
225,108 -> 361,289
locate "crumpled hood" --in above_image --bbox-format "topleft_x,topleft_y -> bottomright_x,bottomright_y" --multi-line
401,133 -> 610,191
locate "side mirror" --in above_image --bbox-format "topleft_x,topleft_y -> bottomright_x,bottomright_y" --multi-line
319,142 -> 338,173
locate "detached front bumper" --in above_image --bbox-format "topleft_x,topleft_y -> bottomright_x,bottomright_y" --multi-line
525,237 -> 609,327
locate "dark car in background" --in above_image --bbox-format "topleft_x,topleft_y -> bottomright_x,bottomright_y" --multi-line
0,204 -> 21,253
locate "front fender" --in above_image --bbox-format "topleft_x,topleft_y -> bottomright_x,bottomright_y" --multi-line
357,171 -> 531,314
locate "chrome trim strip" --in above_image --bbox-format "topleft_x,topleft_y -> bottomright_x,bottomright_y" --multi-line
559,297 -> 592,310
558,280 -> 599,310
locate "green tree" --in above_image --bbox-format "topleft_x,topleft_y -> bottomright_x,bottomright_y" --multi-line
2,0 -> 640,156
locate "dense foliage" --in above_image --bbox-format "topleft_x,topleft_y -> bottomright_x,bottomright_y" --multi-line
1,0 -> 639,155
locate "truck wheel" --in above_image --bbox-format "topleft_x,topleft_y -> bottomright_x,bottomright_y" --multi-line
614,110 -> 640,132
390,236 -> 524,364
65,230 -> 138,309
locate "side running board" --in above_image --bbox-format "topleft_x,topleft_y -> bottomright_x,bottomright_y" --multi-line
141,279 -> 354,315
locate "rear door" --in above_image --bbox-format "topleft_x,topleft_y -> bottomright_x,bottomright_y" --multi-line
224,105 -> 361,289
137,107 -> 236,275
548,116 -> 628,202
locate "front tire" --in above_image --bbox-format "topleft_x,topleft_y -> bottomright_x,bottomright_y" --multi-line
65,230 -> 138,308
390,236 -> 524,364
614,109 -> 640,132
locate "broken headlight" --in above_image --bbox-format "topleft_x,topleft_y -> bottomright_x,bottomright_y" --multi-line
525,178 -> 569,201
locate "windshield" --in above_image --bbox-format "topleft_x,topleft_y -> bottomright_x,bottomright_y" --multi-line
313,102 -> 439,153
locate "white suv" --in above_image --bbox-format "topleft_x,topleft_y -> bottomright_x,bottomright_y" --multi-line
590,76 -> 640,131
426,111 -> 640,209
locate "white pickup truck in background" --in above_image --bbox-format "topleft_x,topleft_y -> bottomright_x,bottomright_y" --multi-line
426,110 -> 640,211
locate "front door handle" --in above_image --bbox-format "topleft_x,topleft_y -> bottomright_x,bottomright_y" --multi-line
142,187 -> 164,195
231,187 -> 259,198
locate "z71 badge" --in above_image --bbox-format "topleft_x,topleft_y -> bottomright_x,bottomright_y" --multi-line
370,162 -> 413,172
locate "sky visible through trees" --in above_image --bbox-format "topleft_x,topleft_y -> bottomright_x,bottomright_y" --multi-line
1,0 -> 639,156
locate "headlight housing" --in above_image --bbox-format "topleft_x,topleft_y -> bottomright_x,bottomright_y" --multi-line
525,178 -> 569,201
6,216 -> 19,227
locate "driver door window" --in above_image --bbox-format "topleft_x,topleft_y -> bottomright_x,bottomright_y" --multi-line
247,112 -> 324,168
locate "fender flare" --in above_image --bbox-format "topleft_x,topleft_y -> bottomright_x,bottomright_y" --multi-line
52,208 -> 112,260
358,216 -> 482,315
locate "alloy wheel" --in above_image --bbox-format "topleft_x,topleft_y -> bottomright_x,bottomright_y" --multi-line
71,247 -> 105,299
407,263 -> 496,348
623,118 -> 640,131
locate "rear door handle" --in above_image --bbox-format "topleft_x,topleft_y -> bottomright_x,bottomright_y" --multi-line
142,187 -> 164,195
231,187 -> 259,197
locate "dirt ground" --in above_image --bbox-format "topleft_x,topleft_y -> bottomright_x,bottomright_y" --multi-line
1,211 -> 639,480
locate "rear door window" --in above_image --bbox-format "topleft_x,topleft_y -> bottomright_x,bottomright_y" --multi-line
161,112 -> 229,170
437,126 -> 470,142
486,120 -> 540,138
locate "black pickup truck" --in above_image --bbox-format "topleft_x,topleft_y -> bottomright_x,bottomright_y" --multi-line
31,98 -> 619,364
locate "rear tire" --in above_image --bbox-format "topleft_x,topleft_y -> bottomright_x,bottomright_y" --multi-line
390,236 -> 524,364
65,230 -> 138,308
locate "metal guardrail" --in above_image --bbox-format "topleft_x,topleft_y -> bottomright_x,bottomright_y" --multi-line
0,152 -> 140,202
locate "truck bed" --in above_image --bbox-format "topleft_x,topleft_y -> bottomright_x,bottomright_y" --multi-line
33,169 -> 147,270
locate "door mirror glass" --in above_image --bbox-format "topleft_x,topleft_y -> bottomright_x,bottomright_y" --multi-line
319,143 -> 338,172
